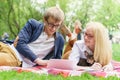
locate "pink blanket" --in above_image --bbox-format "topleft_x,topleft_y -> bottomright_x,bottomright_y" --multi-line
0,61 -> 120,78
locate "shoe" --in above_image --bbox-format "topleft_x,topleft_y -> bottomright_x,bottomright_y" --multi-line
74,20 -> 82,34
60,23 -> 72,37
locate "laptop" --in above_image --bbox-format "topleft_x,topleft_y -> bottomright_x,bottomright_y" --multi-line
47,59 -> 77,70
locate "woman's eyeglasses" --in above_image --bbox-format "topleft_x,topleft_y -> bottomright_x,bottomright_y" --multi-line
84,32 -> 94,39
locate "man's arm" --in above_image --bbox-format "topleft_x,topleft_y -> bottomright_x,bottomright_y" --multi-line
16,19 -> 40,62
54,33 -> 65,59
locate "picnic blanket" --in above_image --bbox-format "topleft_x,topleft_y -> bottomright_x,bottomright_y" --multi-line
0,60 -> 120,78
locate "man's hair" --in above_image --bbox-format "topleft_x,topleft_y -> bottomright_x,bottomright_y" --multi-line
86,22 -> 112,66
44,6 -> 64,22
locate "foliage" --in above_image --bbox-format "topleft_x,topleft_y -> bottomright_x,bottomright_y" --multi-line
95,0 -> 120,31
0,0 -> 42,39
0,0 -> 120,39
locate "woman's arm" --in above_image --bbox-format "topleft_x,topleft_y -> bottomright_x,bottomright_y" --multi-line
68,41 -> 81,64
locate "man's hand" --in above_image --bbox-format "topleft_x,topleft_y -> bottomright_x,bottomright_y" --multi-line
34,58 -> 48,66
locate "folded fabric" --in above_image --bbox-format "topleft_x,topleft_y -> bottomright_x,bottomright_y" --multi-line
112,60 -> 120,70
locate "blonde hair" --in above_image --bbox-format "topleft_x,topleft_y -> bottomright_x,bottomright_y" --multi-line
44,6 -> 64,22
86,22 -> 112,66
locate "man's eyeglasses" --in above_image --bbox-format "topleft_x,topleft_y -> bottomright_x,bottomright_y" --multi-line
46,21 -> 60,29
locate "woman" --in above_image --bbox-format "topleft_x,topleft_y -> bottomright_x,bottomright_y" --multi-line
69,22 -> 113,71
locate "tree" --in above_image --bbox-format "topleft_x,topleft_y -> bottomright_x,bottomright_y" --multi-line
0,0 -> 120,39
95,0 -> 120,31
0,0 -> 43,39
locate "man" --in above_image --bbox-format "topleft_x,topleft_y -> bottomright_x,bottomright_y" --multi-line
14,6 -> 65,67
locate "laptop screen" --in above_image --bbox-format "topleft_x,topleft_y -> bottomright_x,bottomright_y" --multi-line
47,59 -> 77,70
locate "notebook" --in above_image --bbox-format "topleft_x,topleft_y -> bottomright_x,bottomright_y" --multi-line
47,59 -> 77,70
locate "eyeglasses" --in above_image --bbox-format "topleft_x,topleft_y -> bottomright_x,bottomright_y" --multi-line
46,20 -> 60,29
84,32 -> 94,39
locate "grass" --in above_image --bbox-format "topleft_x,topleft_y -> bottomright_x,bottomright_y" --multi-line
112,43 -> 120,61
0,43 -> 120,80
0,70 -> 119,80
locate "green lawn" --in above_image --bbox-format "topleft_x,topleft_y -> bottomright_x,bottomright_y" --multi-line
112,43 -> 120,61
0,43 -> 120,80
0,70 -> 119,80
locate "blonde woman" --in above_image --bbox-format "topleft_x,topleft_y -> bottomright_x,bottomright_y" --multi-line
69,22 -> 113,71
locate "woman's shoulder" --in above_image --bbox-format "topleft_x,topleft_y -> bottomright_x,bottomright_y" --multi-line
75,40 -> 85,45
74,40 -> 86,49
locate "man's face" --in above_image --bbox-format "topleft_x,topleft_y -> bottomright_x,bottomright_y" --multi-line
44,17 -> 62,36
84,27 -> 95,51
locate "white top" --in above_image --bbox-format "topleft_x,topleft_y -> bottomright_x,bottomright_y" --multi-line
69,40 -> 93,64
28,32 -> 54,59
22,31 -> 55,67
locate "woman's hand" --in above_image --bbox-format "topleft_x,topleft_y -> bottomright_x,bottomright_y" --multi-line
91,62 -> 113,71
91,62 -> 102,71
34,58 -> 48,66
102,63 -> 113,72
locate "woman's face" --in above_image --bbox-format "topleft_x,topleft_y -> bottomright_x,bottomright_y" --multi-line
84,27 -> 95,52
